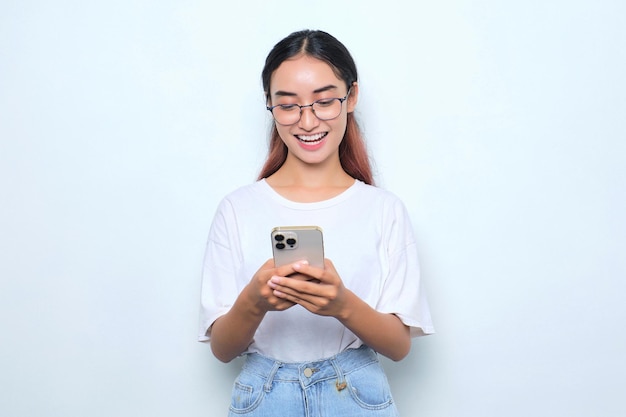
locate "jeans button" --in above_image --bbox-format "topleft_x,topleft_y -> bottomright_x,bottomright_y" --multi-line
303,367 -> 313,377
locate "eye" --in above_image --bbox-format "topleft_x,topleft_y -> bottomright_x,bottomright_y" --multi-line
315,98 -> 336,107
278,104 -> 299,112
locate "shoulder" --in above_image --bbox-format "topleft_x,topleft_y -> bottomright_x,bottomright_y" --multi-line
218,180 -> 269,206
209,181 -> 270,221
352,182 -> 414,231
353,181 -> 408,209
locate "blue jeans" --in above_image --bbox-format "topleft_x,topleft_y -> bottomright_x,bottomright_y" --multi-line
228,345 -> 400,416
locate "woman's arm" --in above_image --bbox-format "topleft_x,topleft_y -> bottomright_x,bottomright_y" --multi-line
209,285 -> 269,363
336,290 -> 411,361
268,259 -> 411,361
209,259 -> 302,363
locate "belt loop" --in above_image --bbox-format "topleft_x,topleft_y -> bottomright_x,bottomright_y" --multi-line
329,357 -> 348,391
264,361 -> 282,392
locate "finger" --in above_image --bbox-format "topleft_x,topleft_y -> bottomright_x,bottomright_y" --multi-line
274,260 -> 321,281
272,299 -> 296,310
271,286 -> 330,316
286,272 -> 319,282
264,285 -> 296,309
290,261 -> 322,279
271,285 -> 320,305
291,258 -> 338,283
273,260 -> 306,277
269,276 -> 326,299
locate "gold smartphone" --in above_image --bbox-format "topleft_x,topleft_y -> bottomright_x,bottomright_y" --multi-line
271,226 -> 325,269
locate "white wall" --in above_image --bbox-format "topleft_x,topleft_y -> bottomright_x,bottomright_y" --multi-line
1,1 -> 624,416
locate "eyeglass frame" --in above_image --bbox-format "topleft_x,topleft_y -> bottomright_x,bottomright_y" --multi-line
266,88 -> 353,125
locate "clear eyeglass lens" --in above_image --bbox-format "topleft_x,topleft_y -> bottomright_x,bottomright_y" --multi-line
272,98 -> 342,125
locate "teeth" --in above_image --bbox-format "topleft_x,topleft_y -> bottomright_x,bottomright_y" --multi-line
296,132 -> 326,142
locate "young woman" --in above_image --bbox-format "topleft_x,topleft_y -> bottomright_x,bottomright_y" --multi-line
199,29 -> 434,417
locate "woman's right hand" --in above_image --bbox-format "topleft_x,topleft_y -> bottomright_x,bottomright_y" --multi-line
246,258 -> 310,314
210,258 -> 310,362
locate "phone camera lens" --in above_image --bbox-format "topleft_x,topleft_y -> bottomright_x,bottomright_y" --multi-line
274,234 -> 285,242
275,242 -> 285,250
286,238 -> 296,246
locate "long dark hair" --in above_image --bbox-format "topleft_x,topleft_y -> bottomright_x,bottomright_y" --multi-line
257,30 -> 374,185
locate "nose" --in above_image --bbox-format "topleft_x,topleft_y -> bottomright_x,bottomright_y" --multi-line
298,105 -> 320,130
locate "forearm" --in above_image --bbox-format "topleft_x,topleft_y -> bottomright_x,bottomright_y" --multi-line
338,290 -> 411,361
209,288 -> 266,363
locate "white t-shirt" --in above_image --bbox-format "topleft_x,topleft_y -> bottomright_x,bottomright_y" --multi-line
198,179 -> 434,362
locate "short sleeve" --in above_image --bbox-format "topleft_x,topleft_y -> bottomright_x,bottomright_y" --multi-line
376,199 -> 435,337
198,198 -> 243,342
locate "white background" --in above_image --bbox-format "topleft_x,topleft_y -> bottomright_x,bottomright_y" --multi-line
1,1 -> 624,416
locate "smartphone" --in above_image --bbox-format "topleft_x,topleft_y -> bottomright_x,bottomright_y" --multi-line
271,226 -> 325,269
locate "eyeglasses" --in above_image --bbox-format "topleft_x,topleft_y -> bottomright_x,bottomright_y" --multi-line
266,89 -> 352,126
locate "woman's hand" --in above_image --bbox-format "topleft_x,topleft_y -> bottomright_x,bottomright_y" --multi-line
268,258 -> 412,361
209,258 -> 310,362
246,258 -> 298,314
267,259 -> 350,319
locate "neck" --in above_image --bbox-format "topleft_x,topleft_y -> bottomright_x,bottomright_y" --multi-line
270,153 -> 352,188
265,153 -> 355,202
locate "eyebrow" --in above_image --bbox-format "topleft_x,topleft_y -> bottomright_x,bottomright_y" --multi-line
273,84 -> 339,97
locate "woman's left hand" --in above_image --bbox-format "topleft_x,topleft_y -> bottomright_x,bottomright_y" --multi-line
267,259 -> 349,319
269,258 -> 411,361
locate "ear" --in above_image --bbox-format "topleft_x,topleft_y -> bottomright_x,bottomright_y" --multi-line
347,82 -> 359,113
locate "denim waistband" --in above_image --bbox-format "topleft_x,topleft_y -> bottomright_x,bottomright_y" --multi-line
242,345 -> 379,391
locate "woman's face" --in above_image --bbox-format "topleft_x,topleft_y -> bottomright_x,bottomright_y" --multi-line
268,54 -> 357,168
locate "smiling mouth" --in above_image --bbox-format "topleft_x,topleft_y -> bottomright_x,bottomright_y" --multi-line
295,132 -> 328,144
